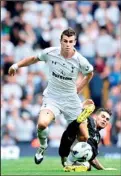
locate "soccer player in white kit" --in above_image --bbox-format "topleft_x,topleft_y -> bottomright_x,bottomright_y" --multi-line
8,28 -> 94,164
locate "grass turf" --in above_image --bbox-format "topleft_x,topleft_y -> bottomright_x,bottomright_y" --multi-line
1,156 -> 121,175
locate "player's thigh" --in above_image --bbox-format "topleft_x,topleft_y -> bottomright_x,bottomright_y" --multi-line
63,99 -> 82,124
38,99 -> 61,128
38,109 -> 55,128
64,108 -> 82,125
77,121 -> 89,141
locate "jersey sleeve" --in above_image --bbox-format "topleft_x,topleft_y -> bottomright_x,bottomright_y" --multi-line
36,48 -> 51,62
79,55 -> 93,75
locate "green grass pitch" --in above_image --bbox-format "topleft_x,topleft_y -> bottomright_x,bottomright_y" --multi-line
1,156 -> 121,175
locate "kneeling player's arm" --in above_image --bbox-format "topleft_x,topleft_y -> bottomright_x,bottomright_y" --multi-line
77,72 -> 94,94
90,157 -> 105,170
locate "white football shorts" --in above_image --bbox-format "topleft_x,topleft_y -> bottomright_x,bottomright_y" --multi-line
40,96 -> 83,124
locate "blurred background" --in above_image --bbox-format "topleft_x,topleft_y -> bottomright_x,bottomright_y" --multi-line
1,1 -> 121,159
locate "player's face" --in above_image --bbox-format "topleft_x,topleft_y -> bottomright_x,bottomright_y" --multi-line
60,35 -> 76,53
96,111 -> 110,129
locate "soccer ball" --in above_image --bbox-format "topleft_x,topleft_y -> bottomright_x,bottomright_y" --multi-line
71,142 -> 93,162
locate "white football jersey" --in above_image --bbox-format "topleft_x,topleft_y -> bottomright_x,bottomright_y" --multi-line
36,47 -> 93,98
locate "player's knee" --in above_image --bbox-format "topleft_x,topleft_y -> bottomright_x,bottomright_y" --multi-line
83,136 -> 89,142
59,145 -> 69,157
38,121 -> 49,129
79,135 -> 89,142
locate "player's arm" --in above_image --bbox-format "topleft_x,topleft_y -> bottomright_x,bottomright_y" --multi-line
90,157 -> 117,170
77,55 -> 94,94
77,71 -> 94,94
8,56 -> 39,76
90,157 -> 105,170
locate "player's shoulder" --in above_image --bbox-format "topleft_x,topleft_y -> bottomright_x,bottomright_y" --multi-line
76,51 -> 88,61
76,50 -> 94,73
88,117 -> 95,127
88,116 -> 95,122
43,47 -> 60,55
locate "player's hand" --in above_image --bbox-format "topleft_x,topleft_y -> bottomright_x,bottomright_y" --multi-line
104,168 -> 117,170
8,66 -> 16,76
8,64 -> 18,76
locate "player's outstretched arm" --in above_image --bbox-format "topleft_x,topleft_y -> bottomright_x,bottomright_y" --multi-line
90,157 -> 117,170
77,72 -> 93,94
8,56 -> 39,76
90,157 -> 105,170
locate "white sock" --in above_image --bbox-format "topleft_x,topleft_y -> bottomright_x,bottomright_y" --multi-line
66,152 -> 75,166
37,127 -> 48,149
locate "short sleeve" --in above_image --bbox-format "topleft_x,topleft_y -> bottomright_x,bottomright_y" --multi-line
79,56 -> 93,75
36,48 -> 50,62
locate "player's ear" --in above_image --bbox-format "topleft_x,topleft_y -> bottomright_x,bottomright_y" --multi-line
73,38 -> 77,46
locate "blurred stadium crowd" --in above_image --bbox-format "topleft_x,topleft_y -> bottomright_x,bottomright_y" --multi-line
1,1 -> 121,148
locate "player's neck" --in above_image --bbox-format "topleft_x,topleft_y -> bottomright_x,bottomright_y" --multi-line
61,49 -> 75,59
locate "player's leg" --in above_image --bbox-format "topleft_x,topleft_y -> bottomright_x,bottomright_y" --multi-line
64,142 -> 93,172
59,130 -> 72,167
35,109 -> 54,164
59,120 -> 87,166
77,103 -> 95,123
59,100 -> 94,166
37,109 -> 54,148
35,98 -> 61,164
77,99 -> 95,140
59,98 -> 95,166
59,121 -> 79,166
66,98 -> 95,140
78,120 -> 89,141
59,120 -> 80,152
59,122 -> 88,166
